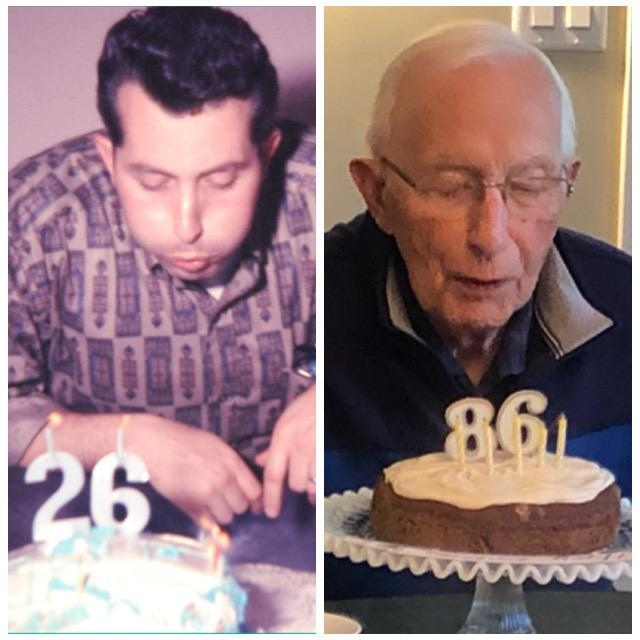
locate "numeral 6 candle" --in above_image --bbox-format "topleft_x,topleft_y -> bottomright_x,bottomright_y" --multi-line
444,390 -> 568,474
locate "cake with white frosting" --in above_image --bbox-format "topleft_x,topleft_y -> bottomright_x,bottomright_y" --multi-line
370,450 -> 620,555
8,527 -> 247,632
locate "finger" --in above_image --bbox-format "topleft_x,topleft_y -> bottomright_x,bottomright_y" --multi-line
185,506 -> 207,528
228,452 -> 263,503
306,454 -> 316,505
254,449 -> 268,467
263,446 -> 289,519
220,475 -> 250,515
288,447 -> 308,493
250,495 -> 262,515
207,494 -> 234,526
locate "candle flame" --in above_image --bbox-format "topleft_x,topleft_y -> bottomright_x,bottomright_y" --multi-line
48,412 -> 63,429
217,531 -> 231,551
198,515 -> 232,566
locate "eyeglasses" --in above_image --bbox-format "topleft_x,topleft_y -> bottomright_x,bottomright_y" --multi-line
380,156 -> 574,221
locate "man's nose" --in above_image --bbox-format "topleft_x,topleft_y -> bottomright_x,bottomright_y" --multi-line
466,185 -> 510,258
174,186 -> 203,244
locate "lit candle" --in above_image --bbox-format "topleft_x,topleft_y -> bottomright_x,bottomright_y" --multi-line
483,418 -> 494,476
454,418 -> 466,469
556,413 -> 567,466
537,425 -> 548,468
200,516 -> 230,578
513,415 -> 523,475
45,413 -> 62,459
25,413 -> 90,542
90,416 -> 150,534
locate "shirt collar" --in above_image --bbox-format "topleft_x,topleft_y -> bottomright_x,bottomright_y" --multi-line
385,240 -> 613,361
534,243 -> 613,357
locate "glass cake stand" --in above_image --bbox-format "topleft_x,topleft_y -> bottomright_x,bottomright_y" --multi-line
325,488 -> 631,634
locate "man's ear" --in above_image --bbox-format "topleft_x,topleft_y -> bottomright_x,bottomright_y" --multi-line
91,132 -> 115,176
260,128 -> 282,168
566,159 -> 581,196
568,159 -> 581,182
349,157 -> 394,235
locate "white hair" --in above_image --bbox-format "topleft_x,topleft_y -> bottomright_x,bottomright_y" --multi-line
367,20 -> 576,159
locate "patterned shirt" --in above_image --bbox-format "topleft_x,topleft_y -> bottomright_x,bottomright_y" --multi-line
8,123 -> 315,465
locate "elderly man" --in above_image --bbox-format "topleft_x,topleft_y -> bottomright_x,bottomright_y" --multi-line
325,21 -> 630,597
9,7 -> 315,566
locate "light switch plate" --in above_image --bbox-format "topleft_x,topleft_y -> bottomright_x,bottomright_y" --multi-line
512,6 -> 608,51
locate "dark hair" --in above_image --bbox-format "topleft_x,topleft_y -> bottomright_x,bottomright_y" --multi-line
97,7 -> 279,146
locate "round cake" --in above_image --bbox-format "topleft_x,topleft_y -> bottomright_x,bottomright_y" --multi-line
370,451 -> 621,555
8,526 -> 247,632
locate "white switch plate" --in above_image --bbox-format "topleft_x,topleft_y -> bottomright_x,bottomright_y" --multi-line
512,6 -> 608,51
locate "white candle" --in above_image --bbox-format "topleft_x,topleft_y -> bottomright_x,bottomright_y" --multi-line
89,419 -> 150,535
483,419 -> 494,476
444,398 -> 494,462
556,413 -> 567,466
513,415 -> 523,475
25,412 -> 91,542
45,428 -> 56,459
44,412 -> 63,459
537,426 -> 548,468
454,419 -> 466,469
495,390 -> 548,456
25,458 -> 90,542
116,415 -> 130,463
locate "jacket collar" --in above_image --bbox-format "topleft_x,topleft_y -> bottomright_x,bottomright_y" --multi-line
385,236 -> 613,359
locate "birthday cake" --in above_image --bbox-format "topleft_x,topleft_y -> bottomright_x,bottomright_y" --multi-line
370,451 -> 620,555
370,392 -> 621,555
8,527 -> 247,632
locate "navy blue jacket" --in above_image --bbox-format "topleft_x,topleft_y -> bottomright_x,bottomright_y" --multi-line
325,214 -> 630,598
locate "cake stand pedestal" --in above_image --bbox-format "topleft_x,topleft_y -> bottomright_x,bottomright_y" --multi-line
325,489 -> 631,634
459,576 -> 535,633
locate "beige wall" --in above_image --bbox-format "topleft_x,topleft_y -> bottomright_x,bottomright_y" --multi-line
325,6 -> 629,251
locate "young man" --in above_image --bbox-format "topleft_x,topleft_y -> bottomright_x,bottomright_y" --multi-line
9,8 -> 315,559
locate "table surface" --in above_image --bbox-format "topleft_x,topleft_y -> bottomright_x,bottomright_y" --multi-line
326,589 -> 631,634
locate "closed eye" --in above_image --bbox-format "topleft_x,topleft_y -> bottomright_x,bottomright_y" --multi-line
203,167 -> 239,189
139,176 -> 171,191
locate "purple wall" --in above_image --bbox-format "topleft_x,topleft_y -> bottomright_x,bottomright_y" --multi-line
9,6 -> 315,168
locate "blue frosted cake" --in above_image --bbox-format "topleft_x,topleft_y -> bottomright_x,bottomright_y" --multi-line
8,527 -> 247,632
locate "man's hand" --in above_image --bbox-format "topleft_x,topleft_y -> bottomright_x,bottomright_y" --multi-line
255,385 -> 315,518
128,416 -> 262,526
19,411 -> 262,527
